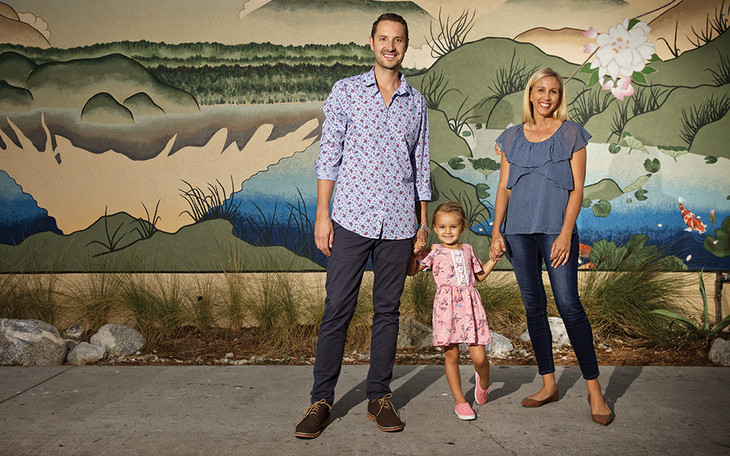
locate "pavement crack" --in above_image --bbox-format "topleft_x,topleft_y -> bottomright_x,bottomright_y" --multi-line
0,366 -> 75,405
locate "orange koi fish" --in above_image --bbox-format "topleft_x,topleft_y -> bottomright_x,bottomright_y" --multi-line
678,197 -> 707,234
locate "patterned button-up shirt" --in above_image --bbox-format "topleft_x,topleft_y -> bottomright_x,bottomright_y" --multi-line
315,69 -> 431,240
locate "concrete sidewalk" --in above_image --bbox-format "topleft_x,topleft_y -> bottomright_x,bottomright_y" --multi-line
1,365 -> 728,455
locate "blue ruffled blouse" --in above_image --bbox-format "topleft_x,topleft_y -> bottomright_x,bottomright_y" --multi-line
495,120 -> 591,235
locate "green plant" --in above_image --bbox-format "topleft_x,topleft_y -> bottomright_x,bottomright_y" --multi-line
179,176 -> 241,223
121,274 -> 185,349
285,188 -> 320,266
475,275 -> 526,334
650,270 -> 730,339
134,200 -> 161,240
0,273 -> 60,325
569,87 -> 614,126
588,234 -> 687,271
87,207 -> 132,256
65,269 -> 126,332
680,94 -> 730,148
186,278 -> 217,332
426,9 -> 475,58
707,50 -> 730,86
447,96 -> 480,137
403,272 -> 436,325
580,267 -> 687,340
688,0 -> 729,47
419,70 -> 458,110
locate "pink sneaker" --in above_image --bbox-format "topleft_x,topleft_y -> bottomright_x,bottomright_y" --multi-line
454,402 -> 476,420
474,371 -> 488,405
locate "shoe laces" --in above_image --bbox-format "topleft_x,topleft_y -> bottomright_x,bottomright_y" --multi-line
374,393 -> 396,416
305,399 -> 330,417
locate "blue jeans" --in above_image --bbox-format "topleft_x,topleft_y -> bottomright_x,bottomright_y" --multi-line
505,233 -> 599,380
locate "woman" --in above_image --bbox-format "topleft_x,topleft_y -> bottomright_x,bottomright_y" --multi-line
489,68 -> 613,425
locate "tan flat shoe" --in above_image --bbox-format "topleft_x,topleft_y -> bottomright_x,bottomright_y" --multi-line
521,389 -> 559,407
588,395 -> 614,426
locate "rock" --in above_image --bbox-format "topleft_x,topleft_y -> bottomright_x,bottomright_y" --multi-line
0,319 -> 68,365
486,331 -> 514,358
709,338 -> 730,366
90,324 -> 145,356
520,317 -> 572,347
66,342 -> 105,365
397,317 -> 432,349
62,324 -> 85,350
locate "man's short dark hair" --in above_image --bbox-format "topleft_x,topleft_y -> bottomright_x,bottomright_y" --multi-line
371,13 -> 409,42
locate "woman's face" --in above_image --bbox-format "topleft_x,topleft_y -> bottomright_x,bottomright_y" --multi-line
529,75 -> 561,119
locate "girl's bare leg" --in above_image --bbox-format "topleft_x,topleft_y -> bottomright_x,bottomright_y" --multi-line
444,344 -> 466,404
468,345 -> 490,390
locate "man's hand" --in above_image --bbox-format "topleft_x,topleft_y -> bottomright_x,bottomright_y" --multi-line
413,228 -> 428,255
315,216 -> 334,257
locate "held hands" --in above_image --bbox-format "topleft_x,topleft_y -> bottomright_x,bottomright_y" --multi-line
549,233 -> 571,268
489,233 -> 506,262
413,229 -> 428,255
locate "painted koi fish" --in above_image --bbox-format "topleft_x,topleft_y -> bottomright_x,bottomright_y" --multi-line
678,197 -> 707,234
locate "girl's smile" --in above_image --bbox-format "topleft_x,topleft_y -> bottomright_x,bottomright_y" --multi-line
434,212 -> 464,249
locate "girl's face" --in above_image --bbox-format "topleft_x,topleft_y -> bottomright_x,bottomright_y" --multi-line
433,212 -> 464,248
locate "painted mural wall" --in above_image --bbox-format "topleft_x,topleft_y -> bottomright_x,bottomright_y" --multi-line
0,0 -> 728,273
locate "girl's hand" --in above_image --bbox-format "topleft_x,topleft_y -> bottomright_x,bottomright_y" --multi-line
549,234 -> 571,268
413,237 -> 426,255
489,233 -> 506,262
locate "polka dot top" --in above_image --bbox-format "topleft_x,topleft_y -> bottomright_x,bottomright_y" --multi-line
495,120 -> 591,235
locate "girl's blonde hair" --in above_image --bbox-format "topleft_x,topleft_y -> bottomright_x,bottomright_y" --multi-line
521,67 -> 569,124
432,201 -> 467,228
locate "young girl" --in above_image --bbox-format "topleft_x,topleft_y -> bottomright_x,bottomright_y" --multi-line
408,201 -> 497,420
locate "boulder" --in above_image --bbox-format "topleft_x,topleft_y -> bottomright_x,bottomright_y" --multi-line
709,338 -> 730,366
61,324 -> 85,350
66,342 -> 106,366
486,331 -> 514,359
90,324 -> 145,356
0,319 -> 68,365
397,317 -> 432,349
520,317 -> 572,347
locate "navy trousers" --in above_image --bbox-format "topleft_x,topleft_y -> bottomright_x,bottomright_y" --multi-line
310,222 -> 412,405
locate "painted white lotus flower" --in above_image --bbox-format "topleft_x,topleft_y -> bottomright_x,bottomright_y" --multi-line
602,76 -> 635,101
590,18 -> 654,80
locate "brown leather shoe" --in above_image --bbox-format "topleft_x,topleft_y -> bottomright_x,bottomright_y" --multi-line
588,395 -> 614,426
294,399 -> 331,438
367,393 -> 405,432
520,389 -> 559,407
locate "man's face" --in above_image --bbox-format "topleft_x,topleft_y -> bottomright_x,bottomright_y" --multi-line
369,20 -> 408,72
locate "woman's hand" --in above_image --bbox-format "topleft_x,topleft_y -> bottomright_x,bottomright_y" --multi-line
549,233 -> 572,268
490,233 -> 506,262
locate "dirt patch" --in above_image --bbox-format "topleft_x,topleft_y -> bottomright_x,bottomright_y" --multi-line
99,326 -> 715,367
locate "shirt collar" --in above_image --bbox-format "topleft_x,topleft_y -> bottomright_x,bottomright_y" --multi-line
364,68 -> 412,98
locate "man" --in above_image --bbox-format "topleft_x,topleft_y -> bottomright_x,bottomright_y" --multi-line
294,13 -> 431,439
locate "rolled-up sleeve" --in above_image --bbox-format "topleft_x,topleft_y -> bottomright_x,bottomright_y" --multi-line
413,101 -> 431,202
315,81 -> 347,181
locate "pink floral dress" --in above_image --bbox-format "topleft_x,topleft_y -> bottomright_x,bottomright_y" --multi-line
419,244 -> 491,346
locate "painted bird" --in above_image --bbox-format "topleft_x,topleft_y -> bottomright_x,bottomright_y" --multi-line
678,197 -> 707,234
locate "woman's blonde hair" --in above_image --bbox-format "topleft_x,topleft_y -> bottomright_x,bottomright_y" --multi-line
521,68 -> 569,124
432,201 -> 467,228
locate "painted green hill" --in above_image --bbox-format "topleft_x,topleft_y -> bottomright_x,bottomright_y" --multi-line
24,53 -> 199,115
0,213 -> 322,272
0,51 -> 36,86
0,80 -> 32,111
81,92 -> 134,124
410,32 -> 729,156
